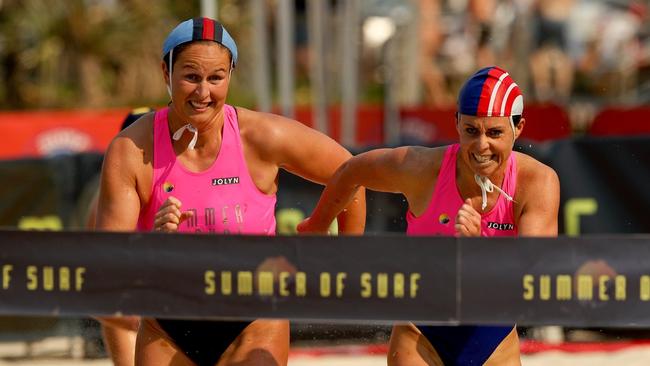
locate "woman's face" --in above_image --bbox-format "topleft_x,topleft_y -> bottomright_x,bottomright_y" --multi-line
163,42 -> 232,128
456,114 -> 523,177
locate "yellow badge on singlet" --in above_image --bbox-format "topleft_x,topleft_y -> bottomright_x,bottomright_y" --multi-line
163,182 -> 174,193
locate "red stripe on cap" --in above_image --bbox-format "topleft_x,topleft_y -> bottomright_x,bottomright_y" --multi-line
202,18 -> 215,40
503,83 -> 521,116
476,68 -> 500,116
490,74 -> 513,116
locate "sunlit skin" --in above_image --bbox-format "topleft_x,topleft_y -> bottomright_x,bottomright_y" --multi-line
95,39 -> 365,366
456,114 -> 524,182
453,114 -> 525,235
162,42 -> 232,136
298,108 -> 557,366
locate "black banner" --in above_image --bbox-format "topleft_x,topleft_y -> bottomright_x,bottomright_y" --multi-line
1,230 -> 650,327
0,154 -> 103,230
546,137 -> 650,234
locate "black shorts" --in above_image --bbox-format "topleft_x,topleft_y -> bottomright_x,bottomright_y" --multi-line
157,318 -> 251,366
533,13 -> 568,50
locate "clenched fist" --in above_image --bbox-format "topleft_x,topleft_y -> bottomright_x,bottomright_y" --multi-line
455,199 -> 482,237
153,196 -> 194,232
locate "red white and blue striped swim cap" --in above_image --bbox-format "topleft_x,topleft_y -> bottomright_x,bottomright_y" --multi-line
458,66 -> 523,117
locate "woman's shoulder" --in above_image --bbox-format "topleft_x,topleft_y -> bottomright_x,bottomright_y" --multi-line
382,145 -> 447,192
118,110 -> 153,141
401,145 -> 447,170
236,106 -> 336,152
107,112 -> 154,166
514,151 -> 556,177
235,107 -> 285,139
513,151 -> 560,193
392,145 -> 447,215
236,106 -> 304,132
511,151 -> 560,230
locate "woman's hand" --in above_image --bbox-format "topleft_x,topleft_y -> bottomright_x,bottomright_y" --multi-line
455,199 -> 482,237
296,217 -> 330,235
153,196 -> 193,232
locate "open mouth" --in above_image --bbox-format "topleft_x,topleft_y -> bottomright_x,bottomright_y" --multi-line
472,152 -> 495,166
189,101 -> 212,111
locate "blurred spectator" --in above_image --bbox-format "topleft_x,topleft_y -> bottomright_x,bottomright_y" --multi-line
468,0 -> 498,67
490,0 -> 519,67
418,0 -> 521,107
529,0 -> 576,103
295,0 -> 310,84
568,0 -> 647,103
419,0 -> 455,106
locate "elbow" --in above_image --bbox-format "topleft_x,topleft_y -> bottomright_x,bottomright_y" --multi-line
334,157 -> 365,191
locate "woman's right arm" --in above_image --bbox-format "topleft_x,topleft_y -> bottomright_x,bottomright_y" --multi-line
299,146 -> 426,233
95,136 -> 142,231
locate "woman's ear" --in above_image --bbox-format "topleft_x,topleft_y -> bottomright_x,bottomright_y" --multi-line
514,117 -> 526,140
162,61 -> 172,97
162,61 -> 170,85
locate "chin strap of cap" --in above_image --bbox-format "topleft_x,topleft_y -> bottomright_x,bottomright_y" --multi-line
172,124 -> 198,150
474,174 -> 514,211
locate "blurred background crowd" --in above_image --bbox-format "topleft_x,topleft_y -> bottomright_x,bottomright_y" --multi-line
0,0 -> 648,130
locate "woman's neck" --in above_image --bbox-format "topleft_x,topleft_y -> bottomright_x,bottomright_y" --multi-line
167,105 -> 225,150
456,156 -> 506,198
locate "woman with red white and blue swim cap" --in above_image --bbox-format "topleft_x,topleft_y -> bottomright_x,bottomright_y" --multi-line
96,17 -> 366,366
299,66 -> 560,365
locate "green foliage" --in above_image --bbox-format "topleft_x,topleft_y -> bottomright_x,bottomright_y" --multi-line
0,0 -> 202,109
0,1 -> 378,111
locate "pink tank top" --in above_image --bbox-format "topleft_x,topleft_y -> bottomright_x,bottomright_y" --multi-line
406,144 -> 517,237
137,105 -> 276,234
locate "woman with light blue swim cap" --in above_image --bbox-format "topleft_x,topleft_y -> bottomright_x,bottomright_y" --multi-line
96,17 -> 366,366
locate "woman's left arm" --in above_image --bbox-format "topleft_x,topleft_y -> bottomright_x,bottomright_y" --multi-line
256,114 -> 366,234
517,164 -> 560,237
